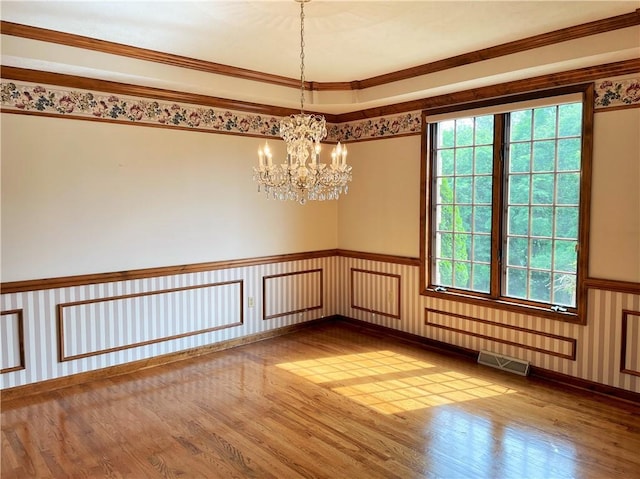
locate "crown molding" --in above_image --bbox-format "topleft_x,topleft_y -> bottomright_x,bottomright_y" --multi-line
2,9 -> 638,92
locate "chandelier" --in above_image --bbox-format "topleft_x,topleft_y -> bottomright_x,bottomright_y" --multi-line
253,0 -> 352,205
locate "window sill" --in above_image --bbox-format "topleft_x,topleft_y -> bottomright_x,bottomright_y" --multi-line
421,288 -> 583,324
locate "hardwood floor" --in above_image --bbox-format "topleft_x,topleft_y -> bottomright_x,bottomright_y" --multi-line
2,321 -> 640,478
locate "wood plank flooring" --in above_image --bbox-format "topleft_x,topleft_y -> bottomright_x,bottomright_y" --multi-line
2,321 -> 640,478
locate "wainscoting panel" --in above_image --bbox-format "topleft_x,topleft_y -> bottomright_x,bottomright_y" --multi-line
0,256 -> 336,389
621,310 -> 640,377
58,281 -> 243,361
425,308 -> 576,360
0,310 -> 25,374
351,268 -> 401,319
337,254 -> 640,394
263,269 -> 323,320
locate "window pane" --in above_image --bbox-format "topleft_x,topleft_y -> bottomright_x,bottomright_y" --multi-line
532,174 -> 554,204
509,142 -> 531,173
436,260 -> 453,287
506,268 -> 527,299
557,138 -> 581,171
510,110 -> 532,142
456,118 -> 474,146
553,273 -> 576,306
436,233 -> 453,259
437,177 -> 454,204
533,106 -> 557,139
474,146 -> 493,174
508,207 -> 529,236
474,176 -> 493,204
555,207 -> 578,239
472,263 -> 491,293
531,206 -> 553,237
438,120 -> 455,148
508,175 -> 530,204
475,115 -> 494,145
454,262 -> 471,289
530,238 -> 552,270
529,270 -> 551,303
455,147 -> 473,174
436,205 -> 454,231
473,235 -> 491,262
438,149 -> 455,175
455,177 -> 473,204
558,103 -> 582,137
473,206 -> 492,233
557,173 -> 580,205
533,140 -> 555,172
554,240 -> 577,273
507,237 -> 529,267
457,206 -> 473,232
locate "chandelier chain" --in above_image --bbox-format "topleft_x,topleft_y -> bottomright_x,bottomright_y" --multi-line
299,0 -> 305,113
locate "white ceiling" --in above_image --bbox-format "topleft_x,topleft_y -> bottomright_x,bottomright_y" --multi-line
1,1 -> 639,113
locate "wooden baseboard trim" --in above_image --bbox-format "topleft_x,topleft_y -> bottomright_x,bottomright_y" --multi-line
0,317 -> 334,405
335,315 -> 640,405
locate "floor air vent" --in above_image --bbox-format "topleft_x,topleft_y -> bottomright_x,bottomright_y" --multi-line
478,350 -> 530,376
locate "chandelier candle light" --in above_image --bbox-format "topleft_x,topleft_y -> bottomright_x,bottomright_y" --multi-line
253,0 -> 352,204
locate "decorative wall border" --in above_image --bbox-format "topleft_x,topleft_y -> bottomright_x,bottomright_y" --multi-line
594,77 -> 640,109
262,269 -> 323,320
0,80 -> 284,139
621,310 -> 640,377
57,280 -> 244,362
351,268 -> 402,320
425,308 -> 577,360
2,67 -> 639,145
0,309 -> 26,374
326,111 -> 422,142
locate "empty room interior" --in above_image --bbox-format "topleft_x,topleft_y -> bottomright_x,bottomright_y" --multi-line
1,1 -> 640,478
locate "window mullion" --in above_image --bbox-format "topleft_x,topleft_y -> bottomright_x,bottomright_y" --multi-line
490,113 -> 505,299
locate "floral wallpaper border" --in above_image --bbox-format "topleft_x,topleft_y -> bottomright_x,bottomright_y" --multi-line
594,77 -> 640,109
1,77 -> 638,143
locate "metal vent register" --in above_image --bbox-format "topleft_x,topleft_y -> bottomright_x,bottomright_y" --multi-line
478,350 -> 530,376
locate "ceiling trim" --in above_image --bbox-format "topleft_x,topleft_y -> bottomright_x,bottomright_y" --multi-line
2,60 -> 639,127
2,8 -> 639,92
0,20 -> 301,89
337,58 -> 640,122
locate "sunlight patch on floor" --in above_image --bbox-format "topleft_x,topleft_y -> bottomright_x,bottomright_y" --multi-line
276,350 -> 436,383
277,351 -> 517,414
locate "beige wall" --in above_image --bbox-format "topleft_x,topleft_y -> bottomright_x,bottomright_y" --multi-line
1,114 -> 338,281
337,135 -> 421,258
590,108 -> 640,282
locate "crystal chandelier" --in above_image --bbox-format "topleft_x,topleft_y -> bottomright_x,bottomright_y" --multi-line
253,0 -> 352,205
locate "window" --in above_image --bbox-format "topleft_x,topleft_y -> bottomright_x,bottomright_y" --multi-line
421,84 -> 593,322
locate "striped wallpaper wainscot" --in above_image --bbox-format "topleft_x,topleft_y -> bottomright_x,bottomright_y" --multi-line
262,269 -> 324,320
0,255 -> 338,390
0,309 -> 25,374
351,268 -> 401,319
337,254 -> 640,395
425,308 -> 577,360
57,281 -> 243,362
